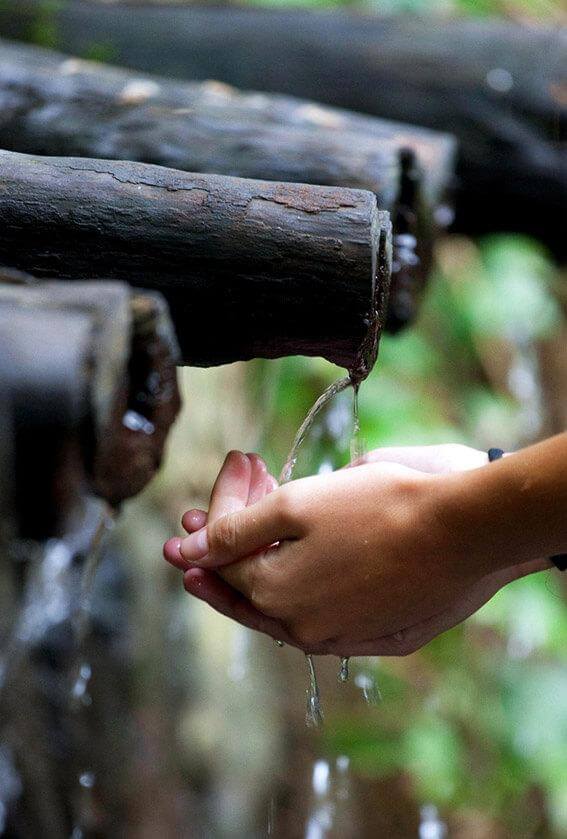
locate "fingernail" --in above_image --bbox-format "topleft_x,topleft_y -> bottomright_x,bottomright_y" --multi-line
180,528 -> 208,561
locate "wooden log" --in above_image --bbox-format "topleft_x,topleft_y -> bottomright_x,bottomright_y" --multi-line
3,3 -> 562,256
0,277 -> 181,530
0,38 -> 453,330
0,149 -> 392,376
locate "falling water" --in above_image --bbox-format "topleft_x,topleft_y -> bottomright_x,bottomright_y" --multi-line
349,383 -> 363,463
0,745 -> 22,833
337,384 -> 365,686
303,755 -> 359,838
337,657 -> 349,683
305,654 -> 324,728
418,804 -> 447,839
73,506 -> 115,648
278,374 -> 370,721
279,376 -> 352,484
278,376 -> 354,725
354,670 -> 382,706
304,759 -> 333,838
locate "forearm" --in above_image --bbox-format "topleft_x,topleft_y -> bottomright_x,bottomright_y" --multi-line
437,433 -> 567,575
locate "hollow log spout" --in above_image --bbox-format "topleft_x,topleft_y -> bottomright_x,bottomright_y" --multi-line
0,273 -> 181,536
0,149 -> 392,377
0,38 -> 448,331
2,3 -> 562,257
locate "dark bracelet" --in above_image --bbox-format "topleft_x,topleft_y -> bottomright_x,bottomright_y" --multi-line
487,448 -> 567,571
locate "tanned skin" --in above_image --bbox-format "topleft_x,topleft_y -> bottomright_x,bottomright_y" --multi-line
164,434 -> 566,656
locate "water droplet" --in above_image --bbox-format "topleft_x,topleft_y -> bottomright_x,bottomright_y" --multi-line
433,204 -> 455,228
122,410 -> 155,435
354,671 -> 382,705
79,771 -> 95,790
419,804 -> 447,839
312,760 -> 331,797
486,67 -> 513,93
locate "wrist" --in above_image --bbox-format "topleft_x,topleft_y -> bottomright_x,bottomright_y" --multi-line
425,470 -> 534,579
431,447 -> 565,577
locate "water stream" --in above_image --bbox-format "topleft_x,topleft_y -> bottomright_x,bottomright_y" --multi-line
277,376 -> 356,727
279,376 -> 352,484
0,498 -> 115,834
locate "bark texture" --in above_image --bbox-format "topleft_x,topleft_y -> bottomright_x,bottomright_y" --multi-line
2,3 -> 562,255
0,37 -> 452,329
0,149 -> 392,374
0,275 -> 181,533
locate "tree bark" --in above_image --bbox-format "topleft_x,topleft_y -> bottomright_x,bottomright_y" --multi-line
0,149 -> 392,375
0,37 -> 452,330
2,3 -> 562,256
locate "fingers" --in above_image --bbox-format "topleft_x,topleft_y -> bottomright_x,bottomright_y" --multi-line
163,537 -> 187,571
179,489 -> 297,568
182,508 -> 207,533
209,450 -> 252,522
246,452 -> 270,505
183,567 -> 294,644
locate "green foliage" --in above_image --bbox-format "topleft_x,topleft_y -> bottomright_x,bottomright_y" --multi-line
261,233 -> 566,834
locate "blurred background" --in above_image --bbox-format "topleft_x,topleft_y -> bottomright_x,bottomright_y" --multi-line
0,0 -> 566,837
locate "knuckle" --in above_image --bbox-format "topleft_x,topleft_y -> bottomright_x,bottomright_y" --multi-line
210,514 -> 239,556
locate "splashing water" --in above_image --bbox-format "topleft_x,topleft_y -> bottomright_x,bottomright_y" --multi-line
418,804 -> 447,839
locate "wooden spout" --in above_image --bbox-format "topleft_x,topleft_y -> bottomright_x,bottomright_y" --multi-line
0,150 -> 392,375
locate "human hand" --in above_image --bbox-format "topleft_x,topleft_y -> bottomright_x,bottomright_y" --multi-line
171,449 -> 531,654
163,451 -> 299,646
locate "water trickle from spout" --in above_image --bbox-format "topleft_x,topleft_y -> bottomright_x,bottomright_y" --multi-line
277,376 -> 352,723
338,657 -> 350,683
279,376 -> 351,484
305,654 -> 324,728
278,374 -> 370,723
73,507 -> 115,648
350,384 -> 363,463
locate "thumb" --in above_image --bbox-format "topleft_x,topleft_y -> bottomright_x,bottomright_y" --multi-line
179,489 -> 297,568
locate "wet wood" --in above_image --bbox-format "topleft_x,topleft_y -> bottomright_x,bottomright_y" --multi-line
0,149 -> 392,375
0,277 -> 181,532
0,38 -> 450,330
3,4 -> 562,256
